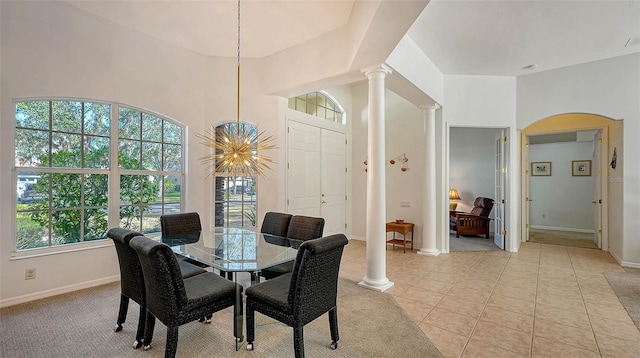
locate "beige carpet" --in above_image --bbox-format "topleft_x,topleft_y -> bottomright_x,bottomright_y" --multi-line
605,267 -> 640,331
0,278 -> 442,358
529,228 -> 598,249
449,233 -> 500,252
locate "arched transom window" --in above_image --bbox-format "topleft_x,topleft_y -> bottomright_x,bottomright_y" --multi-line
288,91 -> 345,124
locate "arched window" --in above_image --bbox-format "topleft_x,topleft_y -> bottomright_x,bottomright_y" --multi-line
288,91 -> 345,124
212,122 -> 257,228
14,99 -> 184,250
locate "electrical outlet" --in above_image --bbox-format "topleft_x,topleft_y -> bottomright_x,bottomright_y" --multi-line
25,268 -> 36,280
400,201 -> 410,207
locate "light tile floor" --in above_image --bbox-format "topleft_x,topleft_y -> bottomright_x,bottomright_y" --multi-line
338,240 -> 640,358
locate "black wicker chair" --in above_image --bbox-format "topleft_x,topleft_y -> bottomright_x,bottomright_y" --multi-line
107,228 -> 206,349
129,235 -> 240,358
260,212 -> 293,237
260,215 -> 324,280
160,212 -> 202,236
246,234 -> 348,358
160,212 -> 211,271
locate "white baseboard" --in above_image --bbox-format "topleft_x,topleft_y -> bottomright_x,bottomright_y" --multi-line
610,250 -> 622,264
621,260 -> 640,269
0,275 -> 119,308
529,225 -> 594,233
605,250 -> 640,269
350,236 -> 366,242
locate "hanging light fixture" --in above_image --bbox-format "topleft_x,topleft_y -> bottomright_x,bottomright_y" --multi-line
197,0 -> 276,177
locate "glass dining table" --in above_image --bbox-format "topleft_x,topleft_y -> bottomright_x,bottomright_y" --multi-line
160,227 -> 300,350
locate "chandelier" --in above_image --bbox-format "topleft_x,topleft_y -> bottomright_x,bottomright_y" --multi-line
197,0 -> 276,177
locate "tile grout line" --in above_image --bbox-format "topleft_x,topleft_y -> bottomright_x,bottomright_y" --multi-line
456,250 -> 520,358
403,251 -> 484,356
568,246 -> 604,357
529,243 -> 542,358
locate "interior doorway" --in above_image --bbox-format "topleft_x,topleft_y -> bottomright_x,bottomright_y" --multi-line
525,130 -> 601,249
520,113 -> 618,251
449,126 -> 508,252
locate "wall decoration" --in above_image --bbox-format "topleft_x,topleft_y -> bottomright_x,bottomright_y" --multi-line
363,153 -> 410,172
389,153 -> 409,172
610,147 -> 617,169
531,162 -> 552,176
572,160 -> 592,176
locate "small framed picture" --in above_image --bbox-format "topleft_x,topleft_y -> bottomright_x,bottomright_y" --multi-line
531,162 -> 551,176
572,160 -> 592,176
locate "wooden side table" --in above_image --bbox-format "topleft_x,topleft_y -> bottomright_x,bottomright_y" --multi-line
386,222 -> 414,253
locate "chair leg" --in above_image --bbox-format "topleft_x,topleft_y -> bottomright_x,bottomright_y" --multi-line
164,326 -> 179,358
246,305 -> 255,350
142,310 -> 156,351
114,294 -> 129,332
328,307 -> 339,349
132,304 -> 146,348
198,313 -> 212,323
293,326 -> 305,358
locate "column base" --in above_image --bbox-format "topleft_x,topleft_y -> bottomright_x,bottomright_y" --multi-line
358,277 -> 394,292
417,248 -> 440,257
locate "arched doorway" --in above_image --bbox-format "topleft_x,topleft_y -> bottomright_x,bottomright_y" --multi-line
521,113 -> 622,251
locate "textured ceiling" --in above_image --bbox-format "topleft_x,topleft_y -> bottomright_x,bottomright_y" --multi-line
408,0 -> 640,76
63,0 -> 640,76
64,0 -> 355,58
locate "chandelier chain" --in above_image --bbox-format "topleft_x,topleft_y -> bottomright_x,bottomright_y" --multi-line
237,0 -> 241,68
196,0 -> 277,178
236,0 -> 241,125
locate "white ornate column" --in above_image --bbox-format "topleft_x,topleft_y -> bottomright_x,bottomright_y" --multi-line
418,104 -> 441,256
358,64 -> 394,292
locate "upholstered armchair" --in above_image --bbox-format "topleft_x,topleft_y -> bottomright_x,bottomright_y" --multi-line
450,197 -> 494,239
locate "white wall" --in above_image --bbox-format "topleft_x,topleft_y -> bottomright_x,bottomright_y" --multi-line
529,141 -> 595,231
0,1 -> 283,305
351,83 -> 425,248
450,127 -> 502,216
517,54 -> 640,267
443,76 -> 516,126
443,75 -> 520,251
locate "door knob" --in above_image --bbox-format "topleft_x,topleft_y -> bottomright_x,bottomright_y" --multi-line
592,200 -> 597,204
321,200 -> 327,204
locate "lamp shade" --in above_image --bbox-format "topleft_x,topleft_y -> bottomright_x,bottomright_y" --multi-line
449,189 -> 461,200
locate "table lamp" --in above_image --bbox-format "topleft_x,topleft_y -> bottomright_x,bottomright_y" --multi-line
449,189 -> 461,211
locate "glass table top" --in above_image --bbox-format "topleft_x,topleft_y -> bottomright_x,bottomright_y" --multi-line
161,227 -> 300,272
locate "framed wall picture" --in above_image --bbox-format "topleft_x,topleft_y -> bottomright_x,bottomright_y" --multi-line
531,162 -> 551,176
572,160 -> 592,176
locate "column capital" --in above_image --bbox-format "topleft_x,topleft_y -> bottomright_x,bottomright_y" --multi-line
361,63 -> 393,78
418,103 -> 441,111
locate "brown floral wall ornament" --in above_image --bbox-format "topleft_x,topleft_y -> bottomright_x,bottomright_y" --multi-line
363,153 -> 409,172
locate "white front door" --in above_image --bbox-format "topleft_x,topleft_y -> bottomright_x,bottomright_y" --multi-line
287,121 -> 321,217
287,120 -> 346,235
321,129 -> 346,235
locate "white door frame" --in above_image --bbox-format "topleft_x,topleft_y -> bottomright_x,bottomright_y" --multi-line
520,126 -> 609,251
285,109 -> 348,235
443,124 -> 515,252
